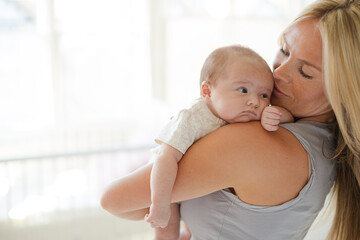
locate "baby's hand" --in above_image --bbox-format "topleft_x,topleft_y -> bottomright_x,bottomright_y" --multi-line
144,203 -> 171,228
261,105 -> 282,131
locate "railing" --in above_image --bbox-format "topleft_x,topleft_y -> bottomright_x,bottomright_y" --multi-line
0,145 -> 153,226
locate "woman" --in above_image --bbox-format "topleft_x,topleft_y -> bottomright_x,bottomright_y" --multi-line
101,0 -> 360,239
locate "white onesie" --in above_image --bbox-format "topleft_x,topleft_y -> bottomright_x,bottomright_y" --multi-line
155,98 -> 227,154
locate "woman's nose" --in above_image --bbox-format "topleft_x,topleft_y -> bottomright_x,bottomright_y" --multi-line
273,56 -> 292,83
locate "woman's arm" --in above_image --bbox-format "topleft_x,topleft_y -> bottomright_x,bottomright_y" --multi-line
101,121 -> 308,218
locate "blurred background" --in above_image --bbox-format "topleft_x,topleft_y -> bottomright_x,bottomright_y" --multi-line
0,0 -> 333,239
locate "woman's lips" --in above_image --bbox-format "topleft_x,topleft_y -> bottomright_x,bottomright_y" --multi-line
273,86 -> 288,97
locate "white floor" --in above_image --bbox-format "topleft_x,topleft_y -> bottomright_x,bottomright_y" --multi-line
0,208 -> 153,240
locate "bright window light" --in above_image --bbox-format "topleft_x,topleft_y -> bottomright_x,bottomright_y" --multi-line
8,195 -> 58,220
0,175 -> 9,198
50,169 -> 88,197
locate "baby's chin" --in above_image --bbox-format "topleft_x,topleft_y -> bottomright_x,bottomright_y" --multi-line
225,116 -> 260,124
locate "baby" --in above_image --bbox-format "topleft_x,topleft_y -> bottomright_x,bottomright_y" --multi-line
145,45 -> 293,239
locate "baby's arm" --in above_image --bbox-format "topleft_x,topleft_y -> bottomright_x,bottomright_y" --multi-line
145,143 -> 183,228
261,105 -> 294,131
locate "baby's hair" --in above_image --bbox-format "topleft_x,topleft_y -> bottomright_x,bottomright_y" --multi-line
199,44 -> 270,89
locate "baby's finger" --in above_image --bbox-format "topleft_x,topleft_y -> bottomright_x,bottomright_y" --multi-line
264,119 -> 281,126
264,107 -> 282,116
263,124 -> 279,131
269,125 -> 279,131
264,114 -> 281,120
160,224 -> 168,229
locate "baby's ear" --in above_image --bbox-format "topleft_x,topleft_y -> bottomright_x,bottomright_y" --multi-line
201,81 -> 212,100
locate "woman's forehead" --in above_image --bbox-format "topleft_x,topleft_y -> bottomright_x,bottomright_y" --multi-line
285,19 -> 323,70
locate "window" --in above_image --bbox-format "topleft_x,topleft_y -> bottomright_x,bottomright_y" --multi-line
0,0 -> 155,159
162,0 -> 315,107
0,0 -> 315,158
2,1 -> 328,238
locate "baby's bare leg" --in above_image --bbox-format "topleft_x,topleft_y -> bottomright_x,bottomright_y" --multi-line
153,203 -> 180,240
179,221 -> 192,240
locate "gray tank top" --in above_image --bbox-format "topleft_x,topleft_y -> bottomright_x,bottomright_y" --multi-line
180,120 -> 336,240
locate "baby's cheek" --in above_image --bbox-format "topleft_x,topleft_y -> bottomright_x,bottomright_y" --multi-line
261,100 -> 270,109
258,106 -> 267,114
219,104 -> 236,119
219,107 -> 232,119
257,105 -> 268,120
212,101 -> 227,119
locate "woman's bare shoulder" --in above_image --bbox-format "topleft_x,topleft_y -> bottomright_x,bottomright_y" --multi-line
178,121 -> 309,206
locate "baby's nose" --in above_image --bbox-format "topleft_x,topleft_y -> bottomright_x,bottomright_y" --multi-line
247,95 -> 259,108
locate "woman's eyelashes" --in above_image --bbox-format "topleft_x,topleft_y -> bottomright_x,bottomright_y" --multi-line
298,66 -> 313,79
280,47 -> 289,57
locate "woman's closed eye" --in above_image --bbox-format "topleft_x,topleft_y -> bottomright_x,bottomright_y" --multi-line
280,47 -> 289,57
280,42 -> 313,79
298,66 -> 313,79
237,87 -> 247,93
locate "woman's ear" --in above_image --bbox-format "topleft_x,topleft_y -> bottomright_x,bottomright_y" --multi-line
201,81 -> 212,101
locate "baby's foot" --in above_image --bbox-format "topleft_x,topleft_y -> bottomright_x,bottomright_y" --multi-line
179,229 -> 192,240
145,204 -> 171,228
179,222 -> 191,240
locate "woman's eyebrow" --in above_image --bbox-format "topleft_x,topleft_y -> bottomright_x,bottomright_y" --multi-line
298,59 -> 321,71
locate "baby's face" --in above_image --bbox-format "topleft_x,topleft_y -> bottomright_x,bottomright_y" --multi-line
207,59 -> 274,123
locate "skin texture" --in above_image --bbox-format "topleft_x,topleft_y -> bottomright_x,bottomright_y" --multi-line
100,18 -> 334,222
261,105 -> 294,131
203,57 -> 273,123
101,122 -> 307,218
272,20 -> 333,122
146,55 -> 278,238
146,55 -> 274,229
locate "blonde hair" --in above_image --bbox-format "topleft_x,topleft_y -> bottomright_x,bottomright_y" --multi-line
199,45 -> 270,89
282,1 -> 360,239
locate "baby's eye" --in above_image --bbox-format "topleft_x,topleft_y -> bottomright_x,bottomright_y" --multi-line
237,87 -> 247,93
260,94 -> 268,98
